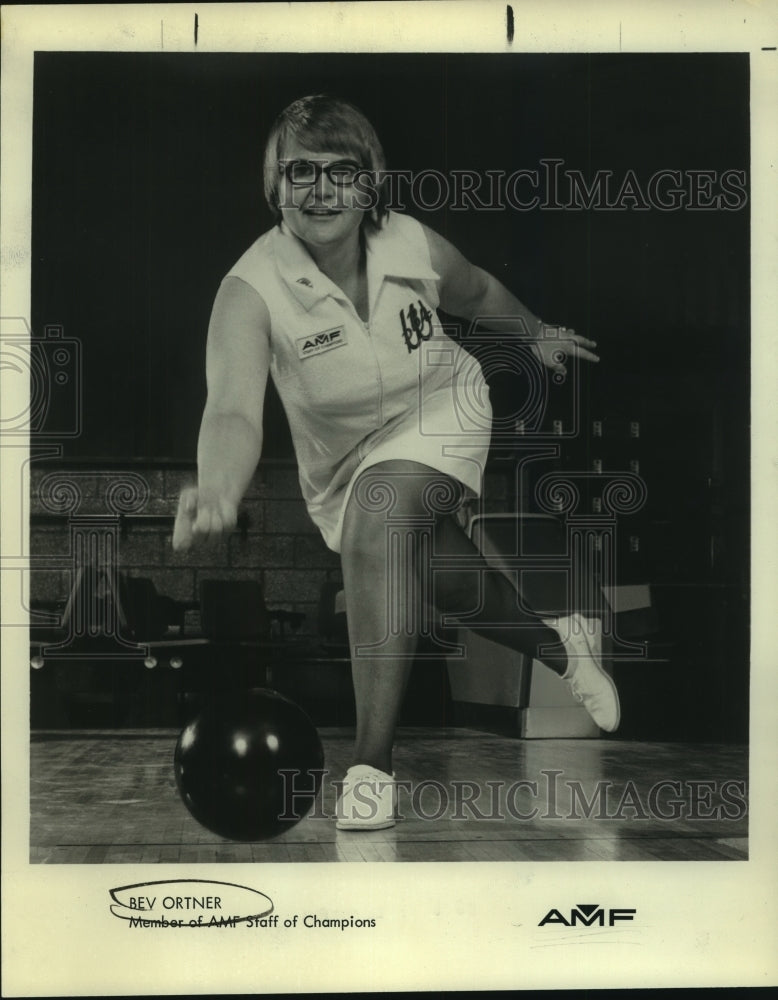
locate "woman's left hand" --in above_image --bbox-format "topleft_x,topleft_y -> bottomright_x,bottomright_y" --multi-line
532,324 -> 599,375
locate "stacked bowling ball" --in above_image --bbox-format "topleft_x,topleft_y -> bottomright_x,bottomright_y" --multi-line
174,688 -> 324,841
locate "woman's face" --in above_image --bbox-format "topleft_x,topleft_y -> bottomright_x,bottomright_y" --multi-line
277,136 -> 367,253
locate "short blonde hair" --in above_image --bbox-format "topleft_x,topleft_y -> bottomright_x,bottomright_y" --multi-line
263,95 -> 388,232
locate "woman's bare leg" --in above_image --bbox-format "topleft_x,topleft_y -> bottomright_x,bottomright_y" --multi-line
339,460 -> 567,773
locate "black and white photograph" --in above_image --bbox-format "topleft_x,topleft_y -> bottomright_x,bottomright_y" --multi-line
2,2 -> 776,994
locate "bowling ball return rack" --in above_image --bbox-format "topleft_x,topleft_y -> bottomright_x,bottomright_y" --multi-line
28,567 -> 354,727
29,625 -> 354,729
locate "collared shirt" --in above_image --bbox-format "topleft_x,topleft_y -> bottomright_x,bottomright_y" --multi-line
226,211 -> 490,550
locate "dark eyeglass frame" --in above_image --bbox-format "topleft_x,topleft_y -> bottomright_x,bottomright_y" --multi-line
278,158 -> 362,187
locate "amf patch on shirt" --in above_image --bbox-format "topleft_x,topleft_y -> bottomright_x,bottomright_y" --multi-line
296,326 -> 348,360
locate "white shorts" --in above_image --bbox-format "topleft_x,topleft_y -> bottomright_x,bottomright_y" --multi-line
311,381 -> 492,553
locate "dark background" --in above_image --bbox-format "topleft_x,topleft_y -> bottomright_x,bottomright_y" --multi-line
30,53 -> 750,740
32,52 -> 749,459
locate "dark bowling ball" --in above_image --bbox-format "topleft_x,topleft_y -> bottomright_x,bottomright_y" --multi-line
174,688 -> 325,841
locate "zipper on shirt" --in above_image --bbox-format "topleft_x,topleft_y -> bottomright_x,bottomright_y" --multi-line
335,289 -> 383,431
350,305 -> 383,430
364,318 -> 385,428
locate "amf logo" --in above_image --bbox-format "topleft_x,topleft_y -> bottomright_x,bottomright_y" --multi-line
296,327 -> 346,359
538,903 -> 637,927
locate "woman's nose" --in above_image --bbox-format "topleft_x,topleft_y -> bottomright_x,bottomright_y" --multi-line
312,166 -> 335,200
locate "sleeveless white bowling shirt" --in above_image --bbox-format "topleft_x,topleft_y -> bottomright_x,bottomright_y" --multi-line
225,211 -> 491,552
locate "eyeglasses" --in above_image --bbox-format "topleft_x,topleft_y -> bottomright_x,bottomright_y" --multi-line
279,158 -> 362,186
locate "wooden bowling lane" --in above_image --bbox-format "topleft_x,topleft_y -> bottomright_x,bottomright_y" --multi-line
29,728 -> 748,863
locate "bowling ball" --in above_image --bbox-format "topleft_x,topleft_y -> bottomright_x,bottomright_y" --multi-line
174,688 -> 325,841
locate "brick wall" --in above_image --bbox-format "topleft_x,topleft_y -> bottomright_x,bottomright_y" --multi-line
29,462 -> 509,637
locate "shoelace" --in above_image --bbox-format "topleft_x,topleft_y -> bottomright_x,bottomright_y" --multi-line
566,668 -> 594,704
566,677 -> 585,703
345,771 -> 393,789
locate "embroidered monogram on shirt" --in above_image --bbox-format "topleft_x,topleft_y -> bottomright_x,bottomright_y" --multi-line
399,300 -> 434,353
296,327 -> 347,359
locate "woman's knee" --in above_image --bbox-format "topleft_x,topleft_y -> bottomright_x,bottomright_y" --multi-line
344,460 -> 464,531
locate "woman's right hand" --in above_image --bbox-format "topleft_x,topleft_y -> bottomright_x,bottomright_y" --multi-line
172,485 -> 239,551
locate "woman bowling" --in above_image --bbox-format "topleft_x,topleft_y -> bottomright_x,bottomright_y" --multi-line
173,95 -> 620,831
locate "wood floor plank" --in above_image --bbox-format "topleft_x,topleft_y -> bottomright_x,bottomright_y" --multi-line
713,837 -> 748,860
355,840 -> 391,862
462,838 -> 530,862
250,842 -> 292,863
334,838 -> 366,862
29,728 -> 749,863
